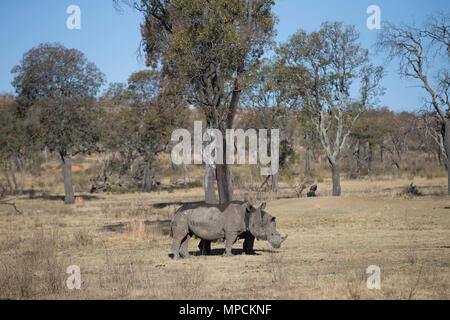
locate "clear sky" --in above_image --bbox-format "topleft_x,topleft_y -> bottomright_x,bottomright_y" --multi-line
0,0 -> 448,112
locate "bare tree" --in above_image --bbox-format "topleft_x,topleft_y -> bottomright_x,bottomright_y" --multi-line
423,110 -> 447,166
376,13 -> 450,194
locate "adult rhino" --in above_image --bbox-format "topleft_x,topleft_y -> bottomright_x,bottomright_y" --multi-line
170,200 -> 287,259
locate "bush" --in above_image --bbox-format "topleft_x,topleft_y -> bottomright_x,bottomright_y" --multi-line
110,185 -> 127,194
317,174 -> 324,183
185,180 -> 203,188
72,172 -> 91,192
399,183 -> 422,198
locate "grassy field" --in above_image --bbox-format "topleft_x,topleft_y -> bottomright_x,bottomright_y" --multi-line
0,176 -> 449,299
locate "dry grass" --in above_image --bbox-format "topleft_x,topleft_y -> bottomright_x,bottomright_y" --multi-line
0,176 -> 448,299
0,230 -> 65,299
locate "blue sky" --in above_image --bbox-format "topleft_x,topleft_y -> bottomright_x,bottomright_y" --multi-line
0,0 -> 448,112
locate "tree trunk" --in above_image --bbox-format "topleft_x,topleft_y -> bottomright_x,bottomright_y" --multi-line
130,158 -> 135,177
330,159 -> 341,196
271,172 -> 279,193
305,146 -> 310,175
60,152 -> 75,204
437,149 -> 442,166
9,158 -> 18,191
43,146 -> 49,162
354,140 -> 361,174
445,119 -> 450,195
305,133 -> 311,176
143,160 -> 153,192
183,163 -> 190,185
216,163 -> 233,203
2,164 -> 13,193
131,156 -> 140,178
17,158 -> 27,194
406,145 -> 411,171
32,152 -> 40,177
368,142 -> 373,173
380,144 -> 384,163
204,164 -> 217,204
200,164 -> 217,256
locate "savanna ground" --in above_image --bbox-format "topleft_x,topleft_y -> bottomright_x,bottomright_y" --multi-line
0,157 -> 449,300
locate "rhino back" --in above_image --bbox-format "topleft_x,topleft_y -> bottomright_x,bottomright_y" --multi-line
178,200 -> 245,212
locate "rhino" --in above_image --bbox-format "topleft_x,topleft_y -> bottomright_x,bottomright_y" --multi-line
170,200 -> 287,259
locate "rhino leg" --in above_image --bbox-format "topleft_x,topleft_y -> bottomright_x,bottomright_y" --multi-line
171,215 -> 189,259
172,236 -> 183,259
180,234 -> 191,258
198,240 -> 211,255
243,233 -> 255,255
224,232 -> 238,256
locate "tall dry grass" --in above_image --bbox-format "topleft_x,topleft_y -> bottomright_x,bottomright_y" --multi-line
0,230 -> 65,299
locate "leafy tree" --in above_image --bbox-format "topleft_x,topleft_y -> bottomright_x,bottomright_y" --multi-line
351,107 -> 392,173
279,22 -> 383,196
117,0 -> 276,203
0,94 -> 40,194
98,71 -> 188,192
127,70 -> 188,191
0,95 -> 17,193
11,43 -> 105,204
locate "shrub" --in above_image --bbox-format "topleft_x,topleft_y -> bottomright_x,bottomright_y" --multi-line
185,180 -> 203,188
110,185 -> 127,194
399,183 -> 422,198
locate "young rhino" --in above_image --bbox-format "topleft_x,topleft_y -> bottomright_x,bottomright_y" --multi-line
242,203 -> 288,254
170,201 -> 287,259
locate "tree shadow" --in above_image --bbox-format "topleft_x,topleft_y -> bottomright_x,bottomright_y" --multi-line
100,219 -> 171,235
144,219 -> 171,235
101,222 -> 128,232
151,200 -> 203,209
24,190 -> 100,201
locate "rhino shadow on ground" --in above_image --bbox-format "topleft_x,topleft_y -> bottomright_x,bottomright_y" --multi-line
18,190 -> 100,201
167,247 -> 278,258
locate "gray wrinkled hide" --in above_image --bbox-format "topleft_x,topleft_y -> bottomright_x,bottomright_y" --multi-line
170,201 -> 287,259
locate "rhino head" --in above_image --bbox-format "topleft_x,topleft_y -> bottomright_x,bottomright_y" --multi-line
245,202 -> 288,249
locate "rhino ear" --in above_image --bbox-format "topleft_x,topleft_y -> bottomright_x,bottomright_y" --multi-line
259,202 -> 266,210
243,202 -> 253,213
248,210 -> 265,240
271,217 -> 276,222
